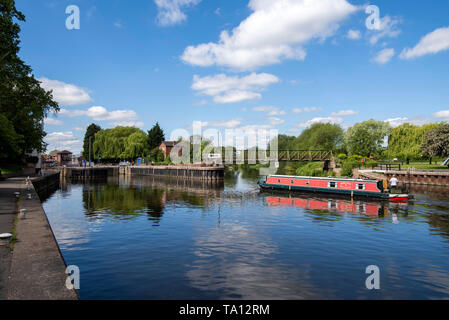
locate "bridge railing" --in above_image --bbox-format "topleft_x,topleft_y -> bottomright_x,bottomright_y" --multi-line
219,150 -> 333,162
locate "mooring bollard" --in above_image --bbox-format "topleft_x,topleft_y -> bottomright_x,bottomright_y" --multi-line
0,233 -> 12,246
19,209 -> 27,219
14,192 -> 20,198
27,193 -> 32,200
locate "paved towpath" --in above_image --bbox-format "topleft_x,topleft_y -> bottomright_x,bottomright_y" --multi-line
0,176 -> 78,300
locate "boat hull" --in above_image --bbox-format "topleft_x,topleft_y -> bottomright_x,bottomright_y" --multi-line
258,181 -> 407,201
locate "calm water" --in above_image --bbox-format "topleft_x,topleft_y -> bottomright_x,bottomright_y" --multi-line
42,172 -> 449,300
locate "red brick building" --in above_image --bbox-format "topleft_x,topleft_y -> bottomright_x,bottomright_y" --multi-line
56,150 -> 73,166
159,141 -> 178,158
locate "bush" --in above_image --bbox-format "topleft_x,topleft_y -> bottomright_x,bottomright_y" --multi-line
341,160 -> 360,177
337,154 -> 347,160
348,155 -> 363,161
296,162 -> 330,177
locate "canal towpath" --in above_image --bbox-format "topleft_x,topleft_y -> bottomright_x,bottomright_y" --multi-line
0,176 -> 78,300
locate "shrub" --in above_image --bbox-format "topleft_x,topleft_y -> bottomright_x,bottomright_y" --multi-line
341,160 -> 360,177
337,154 -> 347,160
348,155 -> 363,161
296,162 -> 330,177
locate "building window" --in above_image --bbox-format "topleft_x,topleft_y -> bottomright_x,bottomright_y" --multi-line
356,184 -> 365,190
328,182 -> 338,188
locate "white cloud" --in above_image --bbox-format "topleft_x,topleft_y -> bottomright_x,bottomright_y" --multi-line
400,27 -> 449,60
298,116 -> 343,128
329,109 -> 359,117
181,0 -> 357,70
385,117 -> 409,128
434,110 -> 449,120
193,119 -> 243,129
45,131 -> 83,153
215,91 -> 261,104
58,109 -> 87,117
58,106 -> 143,127
373,48 -> 395,64
112,121 -> 145,127
85,106 -> 138,122
154,0 -> 201,26
38,78 -> 92,106
292,107 -> 322,114
192,73 -> 279,104
252,106 -> 286,116
44,118 -> 64,126
347,29 -> 361,40
114,20 -> 123,28
385,117 -> 431,127
369,16 -> 401,45
45,131 -> 76,142
268,117 -> 285,125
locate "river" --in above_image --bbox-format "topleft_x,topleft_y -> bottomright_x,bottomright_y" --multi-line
41,171 -> 449,299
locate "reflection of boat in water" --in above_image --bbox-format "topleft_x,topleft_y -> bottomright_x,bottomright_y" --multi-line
266,195 -> 388,216
258,175 -> 410,202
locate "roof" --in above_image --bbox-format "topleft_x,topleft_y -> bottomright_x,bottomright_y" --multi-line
57,150 -> 73,154
161,141 -> 177,147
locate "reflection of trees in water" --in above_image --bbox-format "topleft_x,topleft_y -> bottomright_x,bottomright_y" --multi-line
425,211 -> 449,240
81,176 -> 224,224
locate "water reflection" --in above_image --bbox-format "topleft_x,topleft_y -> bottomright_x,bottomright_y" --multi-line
41,174 -> 449,299
77,176 -> 224,225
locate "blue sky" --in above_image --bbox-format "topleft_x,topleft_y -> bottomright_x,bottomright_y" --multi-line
15,0 -> 449,153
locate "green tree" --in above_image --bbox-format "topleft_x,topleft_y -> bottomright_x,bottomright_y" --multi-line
294,123 -> 344,152
0,0 -> 59,161
422,123 -> 449,162
344,119 -> 391,157
385,123 -> 439,162
82,123 -> 102,159
0,113 -> 22,159
147,122 -> 165,151
270,124 -> 344,152
93,127 -> 149,161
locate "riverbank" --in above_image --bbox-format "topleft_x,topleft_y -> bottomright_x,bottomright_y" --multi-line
0,174 -> 78,300
358,169 -> 449,186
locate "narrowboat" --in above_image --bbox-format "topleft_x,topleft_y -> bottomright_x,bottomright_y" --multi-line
258,175 -> 410,201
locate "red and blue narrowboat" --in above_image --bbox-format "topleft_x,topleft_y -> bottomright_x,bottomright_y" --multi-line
258,175 -> 410,202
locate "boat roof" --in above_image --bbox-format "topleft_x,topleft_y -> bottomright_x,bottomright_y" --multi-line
268,175 -> 378,183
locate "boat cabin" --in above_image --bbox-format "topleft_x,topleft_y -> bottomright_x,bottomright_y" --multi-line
265,175 -> 383,193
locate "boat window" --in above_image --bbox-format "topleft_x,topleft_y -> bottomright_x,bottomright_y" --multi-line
356,184 -> 365,190
291,180 -> 294,184
306,181 -> 310,185
328,182 -> 337,188
278,179 -> 281,183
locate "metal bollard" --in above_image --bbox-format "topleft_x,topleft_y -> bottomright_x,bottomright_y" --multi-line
19,209 -> 27,219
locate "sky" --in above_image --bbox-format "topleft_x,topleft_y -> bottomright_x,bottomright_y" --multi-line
14,0 -> 449,154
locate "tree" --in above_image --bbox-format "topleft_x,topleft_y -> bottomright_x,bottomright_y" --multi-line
0,0 -> 59,161
93,127 -> 149,161
82,123 -> 102,159
422,123 -> 449,162
270,124 -> 344,153
147,122 -> 165,151
344,119 -> 391,157
0,113 -> 22,159
294,123 -> 344,152
385,123 -> 440,162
